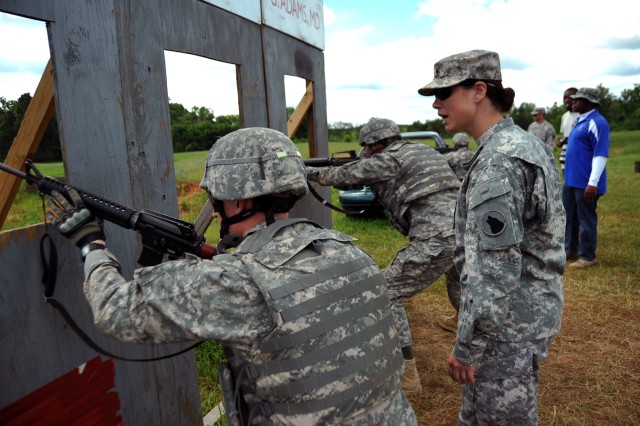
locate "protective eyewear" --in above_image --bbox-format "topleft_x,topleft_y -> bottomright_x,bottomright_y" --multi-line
433,86 -> 456,101
433,80 -> 495,101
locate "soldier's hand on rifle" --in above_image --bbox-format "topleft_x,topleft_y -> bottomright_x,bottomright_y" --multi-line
46,186 -> 105,247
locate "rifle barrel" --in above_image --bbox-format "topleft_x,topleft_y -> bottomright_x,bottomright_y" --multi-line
0,162 -> 28,179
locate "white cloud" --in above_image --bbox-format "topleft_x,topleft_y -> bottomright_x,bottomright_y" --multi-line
323,4 -> 336,26
0,14 -> 49,100
324,0 -> 640,123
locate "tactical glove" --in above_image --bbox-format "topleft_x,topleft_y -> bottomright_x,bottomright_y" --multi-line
46,186 -> 105,247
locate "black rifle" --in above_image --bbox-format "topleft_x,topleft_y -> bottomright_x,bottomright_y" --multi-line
0,160 -> 216,266
303,150 -> 360,167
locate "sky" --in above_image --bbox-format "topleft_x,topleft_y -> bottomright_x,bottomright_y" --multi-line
1,0 -> 639,126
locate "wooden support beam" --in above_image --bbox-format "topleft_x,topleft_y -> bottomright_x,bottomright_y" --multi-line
0,59 -> 55,229
287,81 -> 313,140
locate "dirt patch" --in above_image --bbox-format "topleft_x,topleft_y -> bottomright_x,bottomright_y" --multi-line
405,284 -> 640,425
177,182 -> 201,198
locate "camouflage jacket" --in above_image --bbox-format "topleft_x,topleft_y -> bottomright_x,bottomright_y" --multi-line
445,147 -> 475,180
306,141 -> 460,238
83,220 -> 416,425
527,120 -> 556,152
453,118 -> 565,366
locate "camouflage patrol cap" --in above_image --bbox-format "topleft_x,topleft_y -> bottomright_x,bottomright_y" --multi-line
452,132 -> 470,147
200,127 -> 308,201
359,117 -> 401,146
571,87 -> 600,106
418,50 -> 502,96
531,107 -> 546,115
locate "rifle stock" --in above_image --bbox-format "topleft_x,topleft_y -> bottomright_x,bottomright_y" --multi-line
0,160 -> 216,266
304,150 -> 360,167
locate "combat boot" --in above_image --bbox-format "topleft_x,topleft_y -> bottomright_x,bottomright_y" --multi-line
438,313 -> 458,334
402,358 -> 423,394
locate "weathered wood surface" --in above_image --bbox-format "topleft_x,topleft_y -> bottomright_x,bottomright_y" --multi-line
0,225 -> 203,424
262,25 -> 330,225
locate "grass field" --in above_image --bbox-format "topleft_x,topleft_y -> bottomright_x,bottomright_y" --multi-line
2,131 -> 639,424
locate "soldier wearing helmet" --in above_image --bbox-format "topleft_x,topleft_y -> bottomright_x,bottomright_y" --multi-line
46,127 -> 417,425
444,132 -> 476,181
306,117 -> 461,394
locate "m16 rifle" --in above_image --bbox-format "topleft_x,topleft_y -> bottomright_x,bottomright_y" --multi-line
303,150 -> 360,167
0,160 -> 216,266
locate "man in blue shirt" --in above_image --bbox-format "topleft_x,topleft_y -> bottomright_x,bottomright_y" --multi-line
563,87 -> 610,268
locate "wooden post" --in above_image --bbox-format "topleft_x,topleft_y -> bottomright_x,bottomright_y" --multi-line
287,81 -> 314,142
0,59 -> 55,229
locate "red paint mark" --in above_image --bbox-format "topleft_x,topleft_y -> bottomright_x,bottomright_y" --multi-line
0,357 -> 121,425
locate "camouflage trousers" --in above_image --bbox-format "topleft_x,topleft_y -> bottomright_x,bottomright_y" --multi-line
459,337 -> 554,426
384,232 -> 456,347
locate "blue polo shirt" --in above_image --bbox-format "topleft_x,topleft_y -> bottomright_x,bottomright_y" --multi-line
564,109 -> 610,195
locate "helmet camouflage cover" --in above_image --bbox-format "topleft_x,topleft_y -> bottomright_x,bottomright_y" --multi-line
200,127 -> 308,201
359,117 -> 401,146
452,132 -> 470,146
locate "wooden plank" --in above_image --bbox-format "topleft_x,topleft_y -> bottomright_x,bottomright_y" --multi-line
261,25 -> 330,227
0,59 -> 54,229
39,1 -> 201,423
287,81 -> 313,139
0,1 -> 55,21
160,0 -> 268,127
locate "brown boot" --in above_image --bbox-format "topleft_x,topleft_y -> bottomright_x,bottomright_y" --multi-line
402,358 -> 423,394
438,313 -> 458,334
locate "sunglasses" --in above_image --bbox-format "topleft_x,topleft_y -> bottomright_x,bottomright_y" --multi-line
433,86 -> 457,101
433,80 -> 495,101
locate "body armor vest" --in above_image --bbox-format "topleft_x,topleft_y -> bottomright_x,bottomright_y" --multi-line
373,141 -> 460,235
222,219 -> 402,425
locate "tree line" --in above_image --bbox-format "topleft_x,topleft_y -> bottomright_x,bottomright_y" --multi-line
329,83 -> 640,142
2,83 -> 639,162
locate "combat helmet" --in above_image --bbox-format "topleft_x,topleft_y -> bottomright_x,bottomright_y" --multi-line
359,118 -> 401,147
452,132 -> 470,147
200,128 -> 308,238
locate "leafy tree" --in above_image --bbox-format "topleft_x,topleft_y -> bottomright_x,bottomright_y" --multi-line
0,94 -> 60,162
618,84 -> 640,130
1,83 -> 639,161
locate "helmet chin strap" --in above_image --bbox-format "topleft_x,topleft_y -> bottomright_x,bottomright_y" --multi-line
213,199 -> 277,251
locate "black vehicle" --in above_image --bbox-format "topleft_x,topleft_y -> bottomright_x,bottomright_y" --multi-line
338,131 -> 450,218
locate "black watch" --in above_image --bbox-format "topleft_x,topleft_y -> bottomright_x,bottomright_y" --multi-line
81,242 -> 106,261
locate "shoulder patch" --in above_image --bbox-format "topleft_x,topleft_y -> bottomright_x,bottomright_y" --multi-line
481,210 -> 507,236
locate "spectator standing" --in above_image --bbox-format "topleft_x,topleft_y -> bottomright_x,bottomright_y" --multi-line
563,87 -> 610,269
45,128 -> 417,425
418,49 -> 565,424
527,106 -> 556,152
445,132 -> 475,181
556,87 -> 579,170
306,118 -> 461,394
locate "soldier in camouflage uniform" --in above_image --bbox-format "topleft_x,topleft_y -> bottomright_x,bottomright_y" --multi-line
306,118 -> 461,394
445,132 -> 475,181
527,107 -> 557,152
418,50 -> 565,424
45,128 -> 417,425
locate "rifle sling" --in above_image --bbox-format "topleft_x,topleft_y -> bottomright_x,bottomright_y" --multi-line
38,217 -> 202,362
307,183 -> 375,216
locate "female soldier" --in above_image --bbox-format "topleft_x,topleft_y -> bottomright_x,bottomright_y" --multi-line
418,50 -> 565,425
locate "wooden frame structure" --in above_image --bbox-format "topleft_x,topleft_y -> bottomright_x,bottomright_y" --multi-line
0,1 -> 330,423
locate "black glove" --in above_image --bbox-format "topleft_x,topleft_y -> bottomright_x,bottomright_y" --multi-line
45,186 -> 105,247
